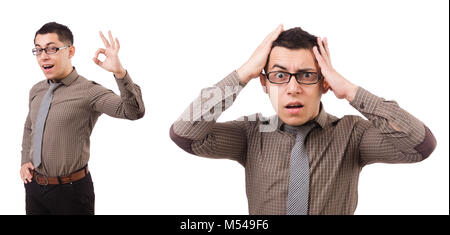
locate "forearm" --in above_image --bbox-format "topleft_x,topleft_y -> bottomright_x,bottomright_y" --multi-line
351,87 -> 436,157
171,70 -> 249,164
90,71 -> 145,120
342,81 -> 359,103
113,67 -> 127,80
172,70 -> 246,140
113,71 -> 145,119
21,116 -> 32,166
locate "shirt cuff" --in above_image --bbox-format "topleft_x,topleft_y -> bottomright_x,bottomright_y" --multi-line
349,87 -> 382,115
115,70 -> 131,85
114,70 -> 137,94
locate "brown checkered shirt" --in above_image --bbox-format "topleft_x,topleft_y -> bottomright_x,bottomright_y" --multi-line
21,68 -> 145,176
170,70 -> 436,215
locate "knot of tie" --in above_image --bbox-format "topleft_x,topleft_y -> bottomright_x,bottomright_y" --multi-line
284,122 -> 316,140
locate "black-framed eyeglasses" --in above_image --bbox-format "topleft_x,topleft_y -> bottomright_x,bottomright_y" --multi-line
32,46 -> 70,56
264,71 -> 322,85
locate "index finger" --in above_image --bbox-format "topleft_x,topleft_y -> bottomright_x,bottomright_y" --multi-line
99,31 -> 110,48
317,37 -> 330,66
313,46 -> 327,69
323,37 -> 331,65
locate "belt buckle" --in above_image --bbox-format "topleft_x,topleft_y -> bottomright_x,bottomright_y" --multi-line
37,175 -> 49,186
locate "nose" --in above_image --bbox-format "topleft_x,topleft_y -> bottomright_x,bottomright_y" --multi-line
286,76 -> 303,95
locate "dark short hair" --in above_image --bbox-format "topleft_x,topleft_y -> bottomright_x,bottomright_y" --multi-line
265,27 -> 318,73
34,22 -> 73,45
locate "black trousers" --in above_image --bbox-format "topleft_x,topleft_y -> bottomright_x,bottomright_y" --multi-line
24,172 -> 95,215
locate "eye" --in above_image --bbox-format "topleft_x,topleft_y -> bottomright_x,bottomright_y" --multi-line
47,47 -> 58,52
32,48 -> 43,55
275,72 -> 286,79
268,71 -> 290,83
299,72 -> 318,83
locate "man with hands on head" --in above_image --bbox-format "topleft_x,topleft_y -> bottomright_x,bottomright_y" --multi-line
170,25 -> 436,215
20,22 -> 145,215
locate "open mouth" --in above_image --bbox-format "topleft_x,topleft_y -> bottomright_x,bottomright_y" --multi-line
286,104 -> 304,109
285,102 -> 304,109
42,64 -> 54,71
285,102 -> 304,114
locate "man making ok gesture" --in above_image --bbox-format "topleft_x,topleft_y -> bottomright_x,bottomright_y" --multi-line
20,22 -> 145,215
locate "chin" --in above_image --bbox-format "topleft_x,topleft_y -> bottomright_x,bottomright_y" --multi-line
280,115 -> 308,126
43,71 -> 61,80
43,73 -> 53,79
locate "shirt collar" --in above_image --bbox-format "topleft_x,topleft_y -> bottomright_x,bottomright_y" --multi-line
313,102 -> 328,129
47,67 -> 79,86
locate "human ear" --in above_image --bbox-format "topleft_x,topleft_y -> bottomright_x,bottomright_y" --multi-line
68,45 -> 75,59
259,74 -> 268,94
321,79 -> 330,94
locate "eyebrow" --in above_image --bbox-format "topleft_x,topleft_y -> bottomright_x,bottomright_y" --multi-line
271,64 -> 287,71
271,64 -> 317,73
34,42 -> 57,47
296,68 -> 316,73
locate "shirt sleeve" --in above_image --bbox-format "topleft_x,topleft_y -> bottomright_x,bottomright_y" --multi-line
170,70 -> 249,166
21,89 -> 34,166
89,71 -> 145,120
350,87 -> 437,166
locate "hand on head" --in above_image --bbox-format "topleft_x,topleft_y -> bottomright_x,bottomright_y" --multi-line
237,24 -> 284,84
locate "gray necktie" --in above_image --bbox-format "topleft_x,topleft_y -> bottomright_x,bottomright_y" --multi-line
32,82 -> 61,168
285,122 -> 316,215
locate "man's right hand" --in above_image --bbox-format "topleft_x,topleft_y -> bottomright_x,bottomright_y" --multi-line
20,162 -> 34,184
237,24 -> 284,84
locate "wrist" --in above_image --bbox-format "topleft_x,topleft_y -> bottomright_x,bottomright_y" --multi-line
344,82 -> 359,102
114,68 -> 127,79
236,66 -> 252,84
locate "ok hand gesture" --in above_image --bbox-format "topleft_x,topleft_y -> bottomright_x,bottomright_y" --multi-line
93,31 -> 127,79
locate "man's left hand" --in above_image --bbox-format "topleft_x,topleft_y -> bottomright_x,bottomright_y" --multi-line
93,30 -> 127,79
313,37 -> 358,102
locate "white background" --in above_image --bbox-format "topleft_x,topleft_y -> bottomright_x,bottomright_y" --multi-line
0,0 -> 448,215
